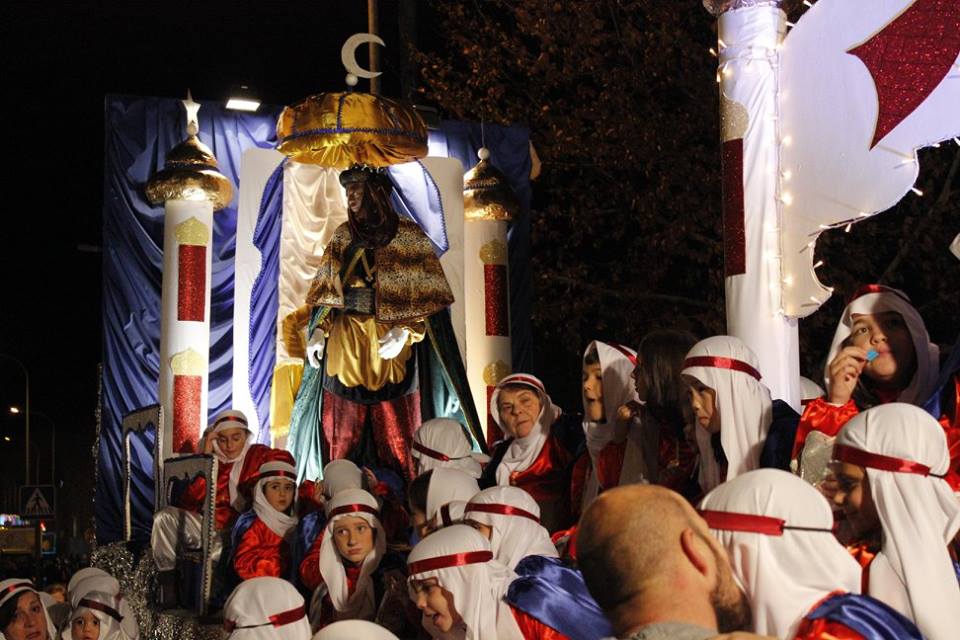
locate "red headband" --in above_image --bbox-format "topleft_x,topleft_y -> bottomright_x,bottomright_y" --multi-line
413,441 -> 451,462
224,605 -> 306,632
683,356 -> 762,381
498,374 -> 545,393
328,503 -> 380,519
699,510 -> 834,536
213,414 -> 248,429
408,550 -> 493,576
833,444 -> 945,478
849,284 -> 911,304
465,502 -> 540,523
606,342 -> 638,367
259,470 -> 297,481
440,503 -> 458,527
78,598 -> 124,623
0,582 -> 34,605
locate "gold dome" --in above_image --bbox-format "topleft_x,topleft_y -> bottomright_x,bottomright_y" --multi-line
464,159 -> 520,222
276,91 -> 428,169
145,135 -> 233,210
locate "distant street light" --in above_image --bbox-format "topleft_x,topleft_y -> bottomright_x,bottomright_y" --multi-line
9,406 -> 20,414
0,354 -> 30,484
3,436 -> 11,442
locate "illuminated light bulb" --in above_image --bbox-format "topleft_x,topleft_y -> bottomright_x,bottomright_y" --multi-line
954,137 -> 960,146
932,142 -> 940,148
709,47 -> 718,57
818,224 -> 830,229
781,192 -> 793,205
782,169 -> 792,180
718,38 -> 727,48
911,186 -> 924,196
783,275 -> 794,286
781,135 -> 792,146
722,65 -> 733,77
716,71 -> 722,83
786,21 -> 796,27
858,211 -> 870,217
813,260 -> 824,269
844,223 -> 852,233
803,0 -> 813,6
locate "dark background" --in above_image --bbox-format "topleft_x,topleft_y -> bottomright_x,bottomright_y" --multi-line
1,1 -> 957,546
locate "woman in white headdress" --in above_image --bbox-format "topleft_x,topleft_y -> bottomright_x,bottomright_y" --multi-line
224,577 -> 310,640
463,486 -> 557,570
412,418 -> 487,479
233,459 -> 299,580
0,580 -> 58,640
299,489 -> 390,631
681,336 -> 775,493
792,285 -> 958,490
409,525 -> 568,639
831,403 -> 960,640
700,469 -> 921,639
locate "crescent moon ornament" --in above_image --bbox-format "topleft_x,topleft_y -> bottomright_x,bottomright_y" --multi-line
342,33 -> 385,83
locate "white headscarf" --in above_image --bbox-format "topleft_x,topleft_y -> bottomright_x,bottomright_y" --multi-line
824,286 -> 939,406
581,341 -> 639,506
61,590 -> 138,640
0,579 -> 58,640
66,569 -> 119,605
425,469 -> 480,523
464,486 -> 559,569
311,620 -> 399,640
489,374 -> 562,486
208,409 -> 254,510
407,525 -> 522,640
224,577 -> 310,640
252,460 -> 299,539
834,403 -> 960,639
682,336 -> 771,492
322,460 -> 363,501
699,469 -> 862,638
435,500 -> 468,529
317,489 -> 386,622
412,418 -> 486,479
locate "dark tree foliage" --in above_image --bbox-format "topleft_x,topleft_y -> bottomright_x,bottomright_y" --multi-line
411,0 -> 959,405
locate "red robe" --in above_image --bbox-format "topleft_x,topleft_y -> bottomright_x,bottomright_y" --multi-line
792,374 -> 960,490
510,605 -> 571,640
233,517 -> 291,580
500,435 -> 577,532
176,444 -> 284,530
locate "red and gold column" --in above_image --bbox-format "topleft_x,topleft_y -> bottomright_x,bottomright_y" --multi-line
146,124 -> 232,459
463,149 -> 519,448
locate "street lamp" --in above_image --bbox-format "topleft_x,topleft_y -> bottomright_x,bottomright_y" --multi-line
0,354 -> 29,484
9,406 -> 20,414
9,407 -> 55,485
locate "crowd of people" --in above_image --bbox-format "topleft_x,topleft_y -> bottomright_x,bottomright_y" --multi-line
2,284 -> 958,639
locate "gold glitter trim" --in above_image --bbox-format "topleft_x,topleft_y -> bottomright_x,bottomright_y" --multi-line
146,136 -> 233,210
464,159 -> 520,221
721,95 -> 749,143
479,239 -> 507,265
483,360 -> 511,386
170,349 -> 205,376
175,217 -> 211,246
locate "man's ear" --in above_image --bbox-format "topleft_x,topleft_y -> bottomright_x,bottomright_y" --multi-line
680,528 -> 713,581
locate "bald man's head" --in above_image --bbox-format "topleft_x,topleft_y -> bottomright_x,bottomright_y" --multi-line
578,485 -> 712,612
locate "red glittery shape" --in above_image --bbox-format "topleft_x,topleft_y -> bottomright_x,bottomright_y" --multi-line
483,264 -> 509,336
173,374 -> 202,453
847,0 -> 960,149
721,138 -> 746,277
178,244 -> 207,322
486,385 -> 503,450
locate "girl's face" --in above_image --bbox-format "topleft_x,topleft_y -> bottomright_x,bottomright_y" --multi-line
630,358 -> 647,402
849,312 -> 916,390
412,578 -> 461,632
215,428 -> 248,459
263,478 -> 296,512
832,462 -> 881,539
582,362 -> 605,422
684,375 -> 719,434
70,611 -> 100,640
333,516 -> 375,564
3,592 -> 48,640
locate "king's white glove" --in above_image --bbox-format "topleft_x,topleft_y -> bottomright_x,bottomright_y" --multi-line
306,329 -> 326,369
377,327 -> 410,360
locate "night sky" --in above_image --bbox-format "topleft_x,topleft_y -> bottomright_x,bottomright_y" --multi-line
0,1 -> 417,528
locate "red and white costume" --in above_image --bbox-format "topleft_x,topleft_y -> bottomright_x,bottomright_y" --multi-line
151,409 -> 282,571
834,403 -> 960,639
682,336 -> 771,493
412,418 -> 487,479
0,579 -> 59,640
300,489 -> 386,630
482,374 -> 582,532
699,469 -> 862,638
233,460 -> 299,580
463,486 -> 558,570
406,525 -> 568,640
793,285 -> 959,488
223,577 -> 310,640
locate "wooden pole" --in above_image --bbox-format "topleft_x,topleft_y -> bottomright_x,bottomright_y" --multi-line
368,0 -> 381,95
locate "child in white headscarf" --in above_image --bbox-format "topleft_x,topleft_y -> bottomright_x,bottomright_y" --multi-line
299,489 -> 393,631
233,460 -> 300,580
224,577 -> 310,640
412,418 -> 487,479
832,403 -> 960,640
463,486 -> 558,570
62,590 -> 138,640
480,374 -> 584,532
700,469 -> 921,639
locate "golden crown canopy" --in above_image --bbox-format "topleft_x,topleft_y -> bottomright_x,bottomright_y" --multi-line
145,135 -> 233,210
463,154 -> 520,222
276,92 -> 428,169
